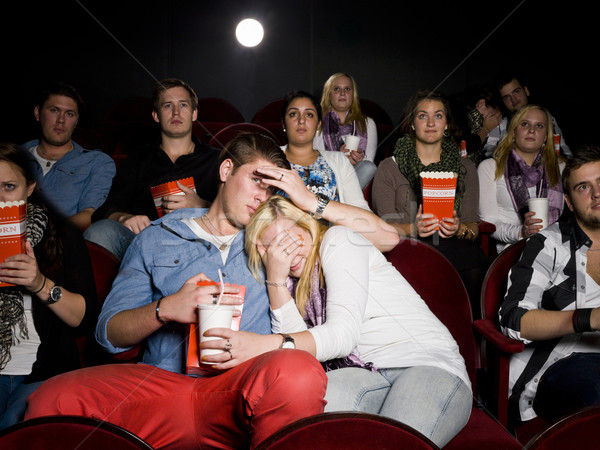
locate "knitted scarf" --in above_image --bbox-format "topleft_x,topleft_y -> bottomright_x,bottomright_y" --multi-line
393,135 -> 465,213
505,149 -> 563,223
287,263 -> 376,373
0,203 -> 48,370
321,111 -> 368,157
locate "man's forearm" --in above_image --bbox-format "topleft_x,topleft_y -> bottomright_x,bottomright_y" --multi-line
106,300 -> 163,348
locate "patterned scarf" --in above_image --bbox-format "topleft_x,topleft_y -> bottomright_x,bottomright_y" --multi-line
505,148 -> 563,223
393,135 -> 465,213
287,263 -> 376,372
321,111 -> 368,157
0,203 -> 48,370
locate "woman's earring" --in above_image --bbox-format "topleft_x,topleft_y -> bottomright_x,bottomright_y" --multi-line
283,127 -> 286,132
443,130 -> 449,137
411,125 -> 415,130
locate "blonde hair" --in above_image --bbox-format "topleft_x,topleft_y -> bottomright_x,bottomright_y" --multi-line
245,196 -> 327,315
320,72 -> 367,134
493,104 -> 562,187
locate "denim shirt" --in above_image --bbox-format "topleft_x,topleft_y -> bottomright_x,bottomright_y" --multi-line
22,139 -> 116,217
95,208 -> 271,374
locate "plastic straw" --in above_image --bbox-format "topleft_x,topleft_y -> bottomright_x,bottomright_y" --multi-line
216,269 -> 225,305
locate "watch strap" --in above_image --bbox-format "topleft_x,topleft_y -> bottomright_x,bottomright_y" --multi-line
278,333 -> 295,349
312,194 -> 330,220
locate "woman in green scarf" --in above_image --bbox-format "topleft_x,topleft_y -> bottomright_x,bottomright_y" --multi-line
371,89 -> 487,317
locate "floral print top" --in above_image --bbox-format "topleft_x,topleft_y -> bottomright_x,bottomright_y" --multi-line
286,153 -> 339,201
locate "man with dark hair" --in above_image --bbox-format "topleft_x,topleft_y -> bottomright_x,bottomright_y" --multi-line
26,132 -> 327,449
500,145 -> 600,425
21,81 -> 116,230
84,78 -> 220,259
496,73 -> 572,158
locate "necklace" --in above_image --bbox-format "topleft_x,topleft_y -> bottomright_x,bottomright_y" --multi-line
36,146 -> 57,168
200,214 -> 240,251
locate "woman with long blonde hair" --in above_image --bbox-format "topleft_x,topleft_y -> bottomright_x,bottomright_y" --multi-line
314,73 -> 378,189
245,195 -> 472,448
478,104 -> 565,253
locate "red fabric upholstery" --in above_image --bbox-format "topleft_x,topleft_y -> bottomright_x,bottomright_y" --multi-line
193,98 -> 244,144
207,123 -> 279,150
84,240 -> 139,362
252,99 -> 284,124
196,97 -> 244,123
524,406 -> 600,449
193,121 -> 234,144
256,412 -> 439,450
72,127 -> 102,152
0,415 -> 154,449
251,99 -> 287,146
473,239 -> 526,427
477,220 -> 498,260
85,240 -> 121,306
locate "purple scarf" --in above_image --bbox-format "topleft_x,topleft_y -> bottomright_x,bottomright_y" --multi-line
321,111 -> 368,157
287,263 -> 376,372
505,149 -> 563,224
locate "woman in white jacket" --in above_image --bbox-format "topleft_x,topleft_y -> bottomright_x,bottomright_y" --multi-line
280,90 -> 370,210
478,105 -> 565,253
245,195 -> 472,448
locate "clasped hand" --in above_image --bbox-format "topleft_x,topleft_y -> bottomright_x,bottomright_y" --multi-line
415,205 -> 460,238
0,240 -> 44,291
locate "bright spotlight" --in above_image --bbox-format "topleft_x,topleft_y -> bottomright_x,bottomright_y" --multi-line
236,19 -> 264,47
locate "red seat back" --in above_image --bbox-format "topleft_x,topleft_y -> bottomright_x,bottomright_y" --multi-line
0,415 -> 154,449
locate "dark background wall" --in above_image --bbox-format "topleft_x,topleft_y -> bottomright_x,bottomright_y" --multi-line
2,0 -> 596,150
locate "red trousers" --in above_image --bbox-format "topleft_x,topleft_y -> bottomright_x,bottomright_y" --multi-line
25,350 -> 326,449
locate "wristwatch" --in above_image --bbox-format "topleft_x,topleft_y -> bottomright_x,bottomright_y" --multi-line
279,333 -> 296,349
43,284 -> 63,305
312,193 -> 330,220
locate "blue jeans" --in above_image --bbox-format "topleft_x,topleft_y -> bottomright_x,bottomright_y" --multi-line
324,365 -> 472,448
354,160 -> 377,191
533,352 -> 600,422
84,219 -> 136,261
0,376 -> 43,430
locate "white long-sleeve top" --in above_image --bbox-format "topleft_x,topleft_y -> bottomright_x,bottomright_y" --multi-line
478,158 -> 565,253
314,117 -> 378,162
270,225 -> 470,389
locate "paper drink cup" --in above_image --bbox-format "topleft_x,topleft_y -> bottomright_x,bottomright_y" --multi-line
527,197 -> 549,230
342,135 -> 360,151
197,304 -> 234,360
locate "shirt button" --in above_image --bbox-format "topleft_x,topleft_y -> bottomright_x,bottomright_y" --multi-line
207,244 -> 211,250
582,262 -> 586,266
534,378 -> 539,383
174,260 -> 179,264
222,273 -> 227,277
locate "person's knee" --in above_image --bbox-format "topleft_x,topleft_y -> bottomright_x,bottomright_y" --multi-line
260,350 -> 327,402
26,374 -> 78,418
84,219 -> 134,260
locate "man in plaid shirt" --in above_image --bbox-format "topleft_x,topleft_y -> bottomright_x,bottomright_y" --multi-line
500,145 -> 600,424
